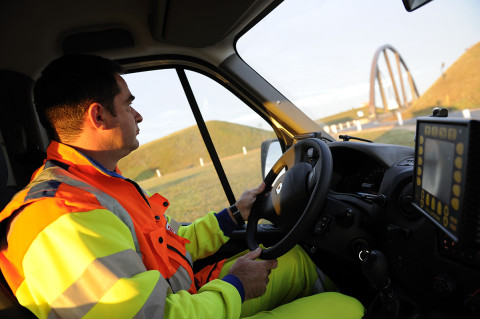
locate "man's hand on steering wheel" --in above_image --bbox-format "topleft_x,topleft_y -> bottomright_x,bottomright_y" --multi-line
228,182 -> 266,224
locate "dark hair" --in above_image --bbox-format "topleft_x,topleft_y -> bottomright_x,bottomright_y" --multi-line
33,54 -> 123,142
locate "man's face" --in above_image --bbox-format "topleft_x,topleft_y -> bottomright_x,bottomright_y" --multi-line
105,74 -> 143,158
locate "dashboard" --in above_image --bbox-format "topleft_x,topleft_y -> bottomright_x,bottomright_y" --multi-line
303,141 -> 480,318
330,148 -> 386,194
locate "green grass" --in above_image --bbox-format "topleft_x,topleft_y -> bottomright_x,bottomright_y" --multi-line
372,129 -> 415,147
139,149 -> 263,222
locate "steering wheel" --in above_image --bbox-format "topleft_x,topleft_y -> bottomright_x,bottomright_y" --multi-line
247,138 -> 332,259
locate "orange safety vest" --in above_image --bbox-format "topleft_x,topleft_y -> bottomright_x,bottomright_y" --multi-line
0,141 -> 222,297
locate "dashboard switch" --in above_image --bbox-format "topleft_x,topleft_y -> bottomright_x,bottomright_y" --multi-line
337,208 -> 355,227
314,215 -> 333,238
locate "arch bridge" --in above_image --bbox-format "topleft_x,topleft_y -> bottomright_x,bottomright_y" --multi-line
369,44 -> 420,118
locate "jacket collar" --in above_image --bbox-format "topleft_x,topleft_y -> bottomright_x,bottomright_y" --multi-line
45,141 -> 125,179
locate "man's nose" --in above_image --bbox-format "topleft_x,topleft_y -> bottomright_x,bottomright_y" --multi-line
133,107 -> 143,123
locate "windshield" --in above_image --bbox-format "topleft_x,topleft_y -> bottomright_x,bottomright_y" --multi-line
237,0 -> 480,146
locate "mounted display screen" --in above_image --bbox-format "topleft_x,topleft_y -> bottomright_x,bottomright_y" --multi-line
413,118 -> 480,248
421,138 -> 455,205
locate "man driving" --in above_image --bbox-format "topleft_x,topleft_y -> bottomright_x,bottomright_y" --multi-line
0,54 -> 364,318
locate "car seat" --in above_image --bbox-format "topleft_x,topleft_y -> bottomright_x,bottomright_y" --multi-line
0,70 -> 41,318
0,145 -> 35,318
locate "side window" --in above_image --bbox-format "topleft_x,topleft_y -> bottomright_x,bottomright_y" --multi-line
119,68 -> 276,222
185,70 -> 276,199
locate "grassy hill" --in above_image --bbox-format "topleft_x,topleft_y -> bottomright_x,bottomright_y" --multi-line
404,41 -> 480,118
118,120 -> 275,181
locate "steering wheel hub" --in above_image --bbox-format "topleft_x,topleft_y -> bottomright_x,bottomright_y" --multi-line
247,138 -> 333,259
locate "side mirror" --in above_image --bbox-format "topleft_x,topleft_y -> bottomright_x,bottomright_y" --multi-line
402,0 -> 434,12
260,139 -> 282,179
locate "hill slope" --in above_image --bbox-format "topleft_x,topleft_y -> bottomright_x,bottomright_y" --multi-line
118,120 -> 275,181
402,41 -> 480,118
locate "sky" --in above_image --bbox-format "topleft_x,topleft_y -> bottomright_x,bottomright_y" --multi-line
238,0 -> 480,120
125,0 -> 480,145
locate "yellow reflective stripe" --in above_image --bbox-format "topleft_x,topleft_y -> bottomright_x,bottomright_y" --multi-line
18,210 -> 139,317
179,212 -> 230,261
18,271 -> 170,319
33,166 -> 142,257
47,249 -> 148,319
85,271 -> 167,319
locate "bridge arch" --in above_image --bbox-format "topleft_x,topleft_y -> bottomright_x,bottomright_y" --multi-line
369,44 -> 420,117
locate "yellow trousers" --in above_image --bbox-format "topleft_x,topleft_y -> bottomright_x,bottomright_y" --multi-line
219,245 -> 364,319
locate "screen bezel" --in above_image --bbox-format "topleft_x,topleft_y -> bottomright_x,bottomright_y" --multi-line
413,118 -> 469,242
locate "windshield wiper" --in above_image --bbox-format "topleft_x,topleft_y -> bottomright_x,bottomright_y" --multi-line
338,135 -> 373,143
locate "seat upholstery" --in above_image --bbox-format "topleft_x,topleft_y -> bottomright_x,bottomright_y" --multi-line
0,145 -> 17,210
0,70 -> 46,188
0,71 -> 40,318
0,146 -> 35,317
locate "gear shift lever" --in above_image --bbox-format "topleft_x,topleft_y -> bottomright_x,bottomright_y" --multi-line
359,250 -> 399,318
360,250 -> 391,291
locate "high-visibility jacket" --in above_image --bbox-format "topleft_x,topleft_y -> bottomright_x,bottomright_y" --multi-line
0,141 -> 243,318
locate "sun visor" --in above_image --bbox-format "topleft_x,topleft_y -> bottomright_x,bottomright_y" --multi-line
62,28 -> 135,54
149,0 -> 257,47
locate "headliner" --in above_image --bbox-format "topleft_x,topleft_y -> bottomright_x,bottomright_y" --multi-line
0,0 -> 279,77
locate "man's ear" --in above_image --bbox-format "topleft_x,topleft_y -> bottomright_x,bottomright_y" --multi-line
87,102 -> 108,130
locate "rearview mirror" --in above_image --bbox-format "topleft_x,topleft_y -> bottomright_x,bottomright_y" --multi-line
402,0 -> 434,12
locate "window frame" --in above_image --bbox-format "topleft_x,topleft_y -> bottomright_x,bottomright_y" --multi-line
118,54 -> 283,204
